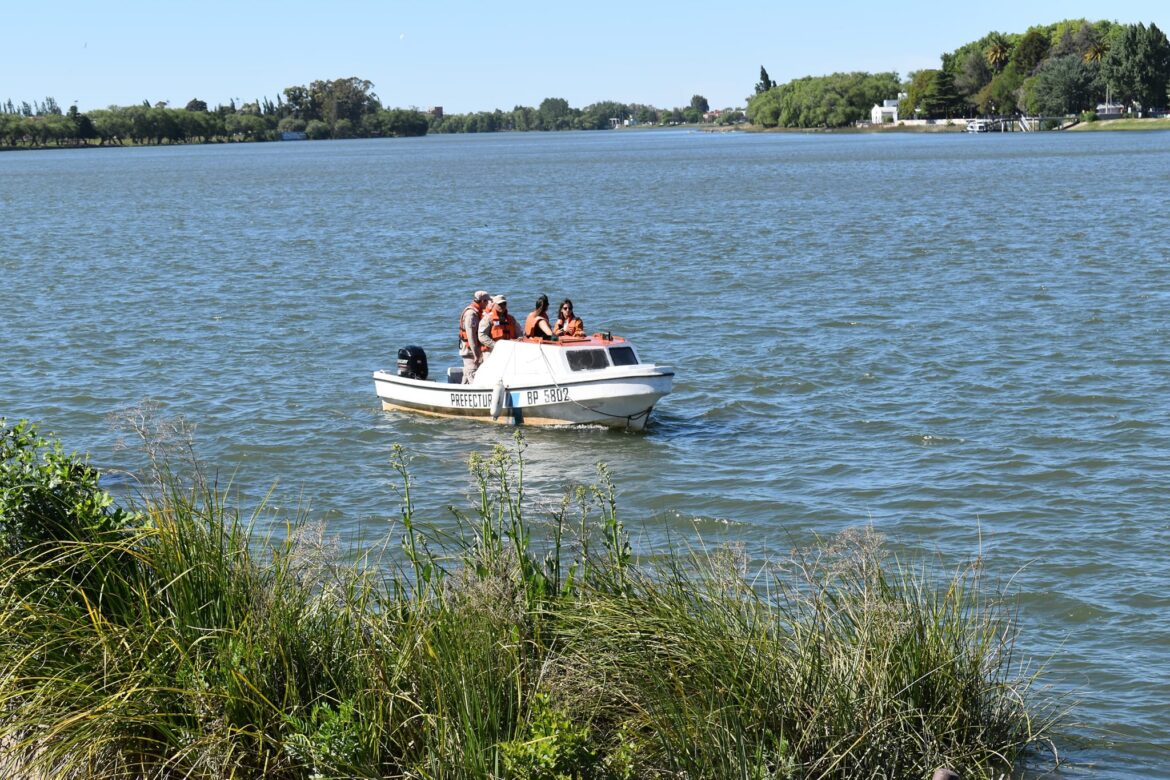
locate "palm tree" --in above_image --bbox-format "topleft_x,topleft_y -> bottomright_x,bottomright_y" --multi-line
985,34 -> 1011,71
1083,40 -> 1110,63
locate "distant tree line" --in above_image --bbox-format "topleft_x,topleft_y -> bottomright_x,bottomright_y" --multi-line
0,77 -> 428,148
747,19 -> 1170,128
428,95 -> 741,133
2,81 -> 738,149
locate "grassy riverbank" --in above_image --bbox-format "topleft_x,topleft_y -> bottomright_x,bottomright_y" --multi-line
1,419 -> 1060,778
1068,117 -> 1170,131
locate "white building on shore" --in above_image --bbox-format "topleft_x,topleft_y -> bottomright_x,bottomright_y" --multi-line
871,98 -> 899,124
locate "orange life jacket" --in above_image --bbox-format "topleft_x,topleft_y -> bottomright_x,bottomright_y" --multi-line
555,315 -> 584,337
458,302 -> 485,348
524,312 -> 551,338
486,311 -> 517,344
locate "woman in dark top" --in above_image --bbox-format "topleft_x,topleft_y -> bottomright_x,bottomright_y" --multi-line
524,294 -> 557,339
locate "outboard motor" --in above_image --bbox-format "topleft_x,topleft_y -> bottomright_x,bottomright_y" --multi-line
396,346 -> 428,380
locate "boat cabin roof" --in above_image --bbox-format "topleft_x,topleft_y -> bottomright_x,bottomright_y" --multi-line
519,333 -> 626,348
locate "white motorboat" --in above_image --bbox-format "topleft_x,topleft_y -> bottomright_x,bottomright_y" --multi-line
373,334 -> 674,430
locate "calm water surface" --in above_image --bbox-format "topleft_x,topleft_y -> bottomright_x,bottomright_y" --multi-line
3,130 -> 1170,777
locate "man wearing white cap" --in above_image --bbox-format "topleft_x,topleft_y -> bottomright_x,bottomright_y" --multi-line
458,290 -> 490,384
478,294 -> 518,354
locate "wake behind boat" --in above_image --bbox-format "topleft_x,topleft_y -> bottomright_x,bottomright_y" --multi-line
373,333 -> 673,430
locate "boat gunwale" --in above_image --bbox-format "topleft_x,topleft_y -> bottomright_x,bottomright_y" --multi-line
376,399 -> 656,428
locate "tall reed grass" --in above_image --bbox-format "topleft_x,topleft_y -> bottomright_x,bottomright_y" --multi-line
1,418 -> 1060,778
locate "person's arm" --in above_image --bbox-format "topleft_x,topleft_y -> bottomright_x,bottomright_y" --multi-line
479,315 -> 495,349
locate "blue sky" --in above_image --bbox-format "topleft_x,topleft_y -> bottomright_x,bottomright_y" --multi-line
4,1 -> 1166,114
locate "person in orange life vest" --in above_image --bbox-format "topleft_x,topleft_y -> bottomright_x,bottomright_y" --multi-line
553,298 -> 584,337
524,294 -> 557,340
478,294 -> 518,351
458,289 -> 491,384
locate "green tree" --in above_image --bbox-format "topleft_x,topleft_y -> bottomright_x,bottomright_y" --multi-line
955,48 -> 993,106
0,113 -> 23,145
185,98 -> 208,112
225,113 -> 268,141
913,69 -> 963,118
277,116 -> 307,133
283,85 -> 318,120
363,108 -> 428,136
1,420 -> 135,556
975,63 -> 1025,115
1025,55 -> 1102,114
67,105 -> 96,143
307,77 -> 381,128
88,108 -> 130,144
1101,22 -> 1170,108
1012,28 -> 1052,74
179,110 -> 220,142
937,69 -> 963,116
305,119 -> 330,139
123,105 -> 150,143
1050,20 -> 1105,60
537,97 -> 572,130
899,69 -> 937,119
755,66 -> 774,94
985,33 -> 1012,71
510,105 -> 538,131
147,107 -> 179,143
1084,38 -> 1110,63
690,94 -> 710,113
35,114 -> 74,145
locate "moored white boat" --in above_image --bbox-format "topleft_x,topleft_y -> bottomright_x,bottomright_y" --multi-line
373,334 -> 673,430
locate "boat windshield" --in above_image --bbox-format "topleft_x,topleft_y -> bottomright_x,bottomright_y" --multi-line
567,349 -> 610,371
609,346 -> 638,366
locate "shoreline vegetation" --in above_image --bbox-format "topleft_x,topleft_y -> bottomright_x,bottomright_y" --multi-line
3,112 -> 1169,154
1,417 -> 1063,778
4,18 -> 1168,151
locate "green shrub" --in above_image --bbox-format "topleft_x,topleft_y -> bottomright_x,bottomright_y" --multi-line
0,420 -> 1062,779
0,418 -> 136,555
499,693 -> 600,779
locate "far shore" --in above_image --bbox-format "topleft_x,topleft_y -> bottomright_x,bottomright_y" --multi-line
5,116 -> 1169,153
723,116 -> 1170,134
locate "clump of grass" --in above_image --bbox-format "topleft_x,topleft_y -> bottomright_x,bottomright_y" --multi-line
0,418 -> 1061,778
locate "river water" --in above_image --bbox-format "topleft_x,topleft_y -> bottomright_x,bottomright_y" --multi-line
3,129 -> 1169,777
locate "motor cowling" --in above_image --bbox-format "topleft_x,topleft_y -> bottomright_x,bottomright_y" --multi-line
397,346 -> 428,380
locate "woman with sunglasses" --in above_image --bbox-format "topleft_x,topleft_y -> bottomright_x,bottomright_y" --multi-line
554,299 -> 584,338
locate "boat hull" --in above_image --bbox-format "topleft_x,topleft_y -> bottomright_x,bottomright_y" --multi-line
373,371 -> 673,430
